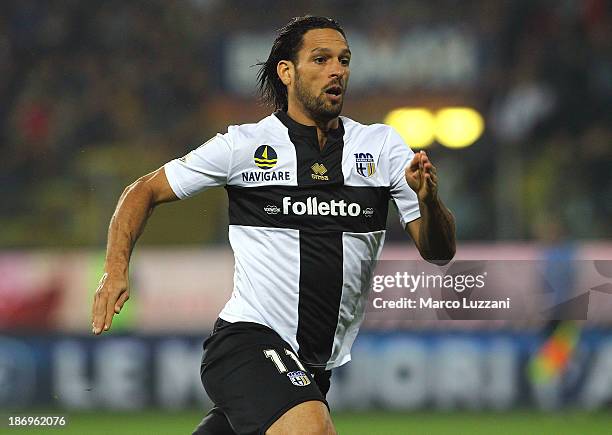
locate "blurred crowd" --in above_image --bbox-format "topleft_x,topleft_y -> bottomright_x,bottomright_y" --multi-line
1,0 -> 610,246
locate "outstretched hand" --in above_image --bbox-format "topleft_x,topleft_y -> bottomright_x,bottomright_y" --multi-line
91,272 -> 130,335
405,151 -> 438,204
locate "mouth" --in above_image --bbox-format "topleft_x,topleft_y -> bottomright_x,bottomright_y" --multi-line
324,85 -> 343,102
325,85 -> 343,96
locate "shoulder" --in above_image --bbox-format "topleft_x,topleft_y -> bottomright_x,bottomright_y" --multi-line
227,114 -> 284,142
342,117 -> 413,160
341,116 -> 395,141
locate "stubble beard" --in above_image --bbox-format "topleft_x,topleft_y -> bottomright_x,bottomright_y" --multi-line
294,72 -> 343,124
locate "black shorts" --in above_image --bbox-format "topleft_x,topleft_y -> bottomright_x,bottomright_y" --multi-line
199,318 -> 331,435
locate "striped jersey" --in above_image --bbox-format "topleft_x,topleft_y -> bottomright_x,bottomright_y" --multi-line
164,111 -> 420,370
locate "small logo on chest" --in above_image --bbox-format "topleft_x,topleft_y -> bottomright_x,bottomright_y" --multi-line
355,153 -> 376,177
254,145 -> 277,170
311,162 -> 329,181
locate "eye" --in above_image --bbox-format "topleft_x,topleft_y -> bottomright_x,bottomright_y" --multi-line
314,56 -> 326,64
340,57 -> 351,66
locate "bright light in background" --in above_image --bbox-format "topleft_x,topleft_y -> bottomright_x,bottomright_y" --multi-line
435,107 -> 484,148
383,107 -> 485,149
383,108 -> 435,149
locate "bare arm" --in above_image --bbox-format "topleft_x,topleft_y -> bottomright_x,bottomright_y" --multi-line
405,151 -> 456,264
92,167 -> 178,334
406,200 -> 456,263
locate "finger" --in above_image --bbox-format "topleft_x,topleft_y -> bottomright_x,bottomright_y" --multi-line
418,152 -> 424,170
104,292 -> 120,331
92,273 -> 108,334
91,292 -> 97,325
408,154 -> 421,171
423,163 -> 437,176
405,164 -> 418,180
425,173 -> 437,190
92,274 -> 105,320
92,291 -> 109,335
115,292 -> 130,314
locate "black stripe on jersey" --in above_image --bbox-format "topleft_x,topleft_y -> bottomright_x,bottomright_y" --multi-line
276,112 -> 356,367
271,111 -> 384,367
275,110 -> 344,187
226,185 -> 389,233
296,231 -> 343,366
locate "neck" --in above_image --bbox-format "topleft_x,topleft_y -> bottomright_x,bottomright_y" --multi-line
286,105 -> 339,150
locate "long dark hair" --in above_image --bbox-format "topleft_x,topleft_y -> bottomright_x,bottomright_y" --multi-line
256,16 -> 346,111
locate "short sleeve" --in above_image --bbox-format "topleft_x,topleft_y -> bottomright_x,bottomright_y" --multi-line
386,128 -> 421,227
164,133 -> 232,199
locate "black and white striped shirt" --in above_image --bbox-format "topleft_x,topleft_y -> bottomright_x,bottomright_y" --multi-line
165,111 -> 420,369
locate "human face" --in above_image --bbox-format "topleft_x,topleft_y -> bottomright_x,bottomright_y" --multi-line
290,28 -> 351,123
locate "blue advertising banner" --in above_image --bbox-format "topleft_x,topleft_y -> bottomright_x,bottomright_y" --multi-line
1,331 -> 611,411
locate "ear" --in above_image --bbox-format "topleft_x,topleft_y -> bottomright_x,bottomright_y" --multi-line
277,60 -> 293,86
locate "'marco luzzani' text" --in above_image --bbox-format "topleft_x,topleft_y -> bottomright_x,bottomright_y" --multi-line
372,297 -> 511,310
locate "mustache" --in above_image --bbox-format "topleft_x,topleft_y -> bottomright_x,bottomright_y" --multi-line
322,80 -> 345,93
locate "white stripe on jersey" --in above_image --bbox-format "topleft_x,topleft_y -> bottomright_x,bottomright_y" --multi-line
219,225 -> 301,352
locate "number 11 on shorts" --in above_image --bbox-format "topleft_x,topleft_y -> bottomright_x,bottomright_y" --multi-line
263,348 -> 306,373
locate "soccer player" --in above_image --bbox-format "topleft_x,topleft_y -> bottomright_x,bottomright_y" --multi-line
91,16 -> 455,435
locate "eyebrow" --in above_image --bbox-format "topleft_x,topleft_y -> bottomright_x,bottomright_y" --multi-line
310,47 -> 352,56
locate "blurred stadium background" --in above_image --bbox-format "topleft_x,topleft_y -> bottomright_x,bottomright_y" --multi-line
1,0 -> 611,433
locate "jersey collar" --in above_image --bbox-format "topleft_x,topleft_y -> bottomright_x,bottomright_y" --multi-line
274,110 -> 344,143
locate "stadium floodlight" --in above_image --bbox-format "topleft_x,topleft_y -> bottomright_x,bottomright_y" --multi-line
435,107 -> 484,149
384,107 -> 485,150
383,108 -> 435,149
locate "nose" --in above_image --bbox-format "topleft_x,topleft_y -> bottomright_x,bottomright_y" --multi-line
329,59 -> 347,80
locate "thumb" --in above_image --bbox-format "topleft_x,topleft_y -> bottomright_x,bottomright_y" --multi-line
408,153 -> 421,172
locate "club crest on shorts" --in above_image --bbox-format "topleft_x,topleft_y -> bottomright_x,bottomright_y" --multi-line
354,152 -> 376,177
287,370 -> 311,387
